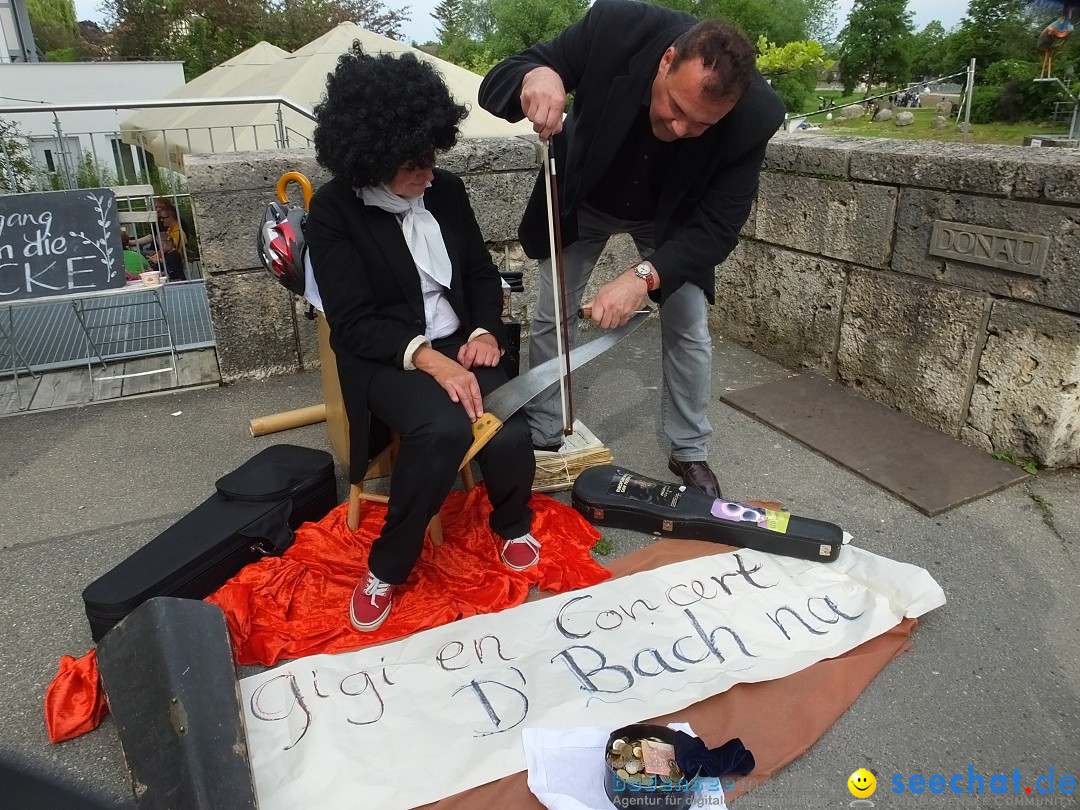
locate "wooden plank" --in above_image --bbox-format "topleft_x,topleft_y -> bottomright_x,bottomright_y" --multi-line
5,348 -> 220,413
721,373 -> 1029,516
0,374 -> 40,414
93,366 -> 125,401
176,349 -> 221,387
118,211 -> 157,224
108,184 -> 155,198
120,356 -> 178,397
28,367 -> 96,410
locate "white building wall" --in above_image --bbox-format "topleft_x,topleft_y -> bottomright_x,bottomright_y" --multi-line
1,61 -> 186,183
1,61 -> 186,136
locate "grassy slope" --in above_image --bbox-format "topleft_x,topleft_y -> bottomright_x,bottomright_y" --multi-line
793,89 -> 1071,146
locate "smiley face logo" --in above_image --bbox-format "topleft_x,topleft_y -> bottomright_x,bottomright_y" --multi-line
847,768 -> 877,798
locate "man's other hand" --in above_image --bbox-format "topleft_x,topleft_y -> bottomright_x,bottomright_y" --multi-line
520,67 -> 566,140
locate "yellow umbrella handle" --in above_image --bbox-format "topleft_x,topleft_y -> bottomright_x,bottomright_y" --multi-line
276,172 -> 313,211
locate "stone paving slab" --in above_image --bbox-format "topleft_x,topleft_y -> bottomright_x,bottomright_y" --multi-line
722,373 -> 1029,515
1,323 -> 1078,809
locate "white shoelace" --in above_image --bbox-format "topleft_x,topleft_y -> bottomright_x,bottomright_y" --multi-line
364,576 -> 393,603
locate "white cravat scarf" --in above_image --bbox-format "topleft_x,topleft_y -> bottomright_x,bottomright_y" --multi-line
360,184 -> 453,288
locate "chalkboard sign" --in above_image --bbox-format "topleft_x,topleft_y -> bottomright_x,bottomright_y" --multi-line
0,188 -> 124,302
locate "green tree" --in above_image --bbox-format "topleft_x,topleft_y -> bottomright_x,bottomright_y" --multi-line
647,0 -> 838,45
102,0 -> 410,77
102,0 -> 187,62
164,0 -> 269,78
480,0 -> 588,63
909,20 -> 949,80
460,0 -> 498,41
757,37 -> 832,111
433,0 -> 464,39
26,0 -> 82,58
837,0 -> 915,93
0,119 -> 36,193
262,0 -> 410,53
433,0 -> 480,63
945,0 -> 1037,77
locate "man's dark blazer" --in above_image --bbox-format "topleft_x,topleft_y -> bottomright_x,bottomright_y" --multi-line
305,169 -> 507,481
478,0 -> 786,305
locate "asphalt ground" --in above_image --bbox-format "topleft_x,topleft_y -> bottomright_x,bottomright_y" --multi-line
1,317 -> 1077,809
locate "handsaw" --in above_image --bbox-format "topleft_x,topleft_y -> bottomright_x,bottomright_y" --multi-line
460,308 -> 652,469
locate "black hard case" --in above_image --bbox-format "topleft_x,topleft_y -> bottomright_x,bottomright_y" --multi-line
82,444 -> 338,641
572,465 -> 844,563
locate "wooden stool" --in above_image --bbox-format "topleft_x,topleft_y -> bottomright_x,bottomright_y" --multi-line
346,433 -> 475,545
319,312 -> 483,545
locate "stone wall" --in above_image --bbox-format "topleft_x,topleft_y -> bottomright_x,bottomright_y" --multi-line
186,134 -> 1080,468
724,134 -> 1080,467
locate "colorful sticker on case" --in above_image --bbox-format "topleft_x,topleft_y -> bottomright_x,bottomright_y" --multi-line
710,500 -> 791,533
764,508 -> 790,534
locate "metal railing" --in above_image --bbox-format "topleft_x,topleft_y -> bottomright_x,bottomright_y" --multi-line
0,95 -> 317,189
0,96 -> 320,276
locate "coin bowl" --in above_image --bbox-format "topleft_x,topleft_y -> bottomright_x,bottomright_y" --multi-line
603,723 -> 696,810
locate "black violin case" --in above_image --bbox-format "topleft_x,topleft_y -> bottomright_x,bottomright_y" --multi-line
572,465 -> 844,563
83,444 -> 338,641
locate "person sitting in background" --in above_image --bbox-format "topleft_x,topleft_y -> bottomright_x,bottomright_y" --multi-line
134,197 -> 187,262
121,230 -> 150,281
150,233 -> 185,281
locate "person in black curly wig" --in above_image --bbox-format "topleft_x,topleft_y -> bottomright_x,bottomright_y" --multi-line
313,46 -> 467,188
305,46 -> 538,634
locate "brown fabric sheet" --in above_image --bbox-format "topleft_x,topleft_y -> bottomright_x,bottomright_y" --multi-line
423,538 -> 917,809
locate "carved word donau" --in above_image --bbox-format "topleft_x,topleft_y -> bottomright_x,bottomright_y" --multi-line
928,221 -> 1048,276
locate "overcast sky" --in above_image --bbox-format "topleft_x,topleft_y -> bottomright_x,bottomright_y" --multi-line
72,0 -> 971,48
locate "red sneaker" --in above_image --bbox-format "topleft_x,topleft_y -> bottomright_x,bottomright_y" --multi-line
499,532 -> 541,570
349,571 -> 395,631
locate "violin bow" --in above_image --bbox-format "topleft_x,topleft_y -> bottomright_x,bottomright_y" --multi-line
541,140 -> 575,437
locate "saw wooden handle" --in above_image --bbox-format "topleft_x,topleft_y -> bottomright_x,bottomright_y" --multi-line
461,412 -> 503,469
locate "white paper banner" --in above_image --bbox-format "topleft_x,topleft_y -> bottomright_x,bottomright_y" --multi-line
241,547 -> 945,810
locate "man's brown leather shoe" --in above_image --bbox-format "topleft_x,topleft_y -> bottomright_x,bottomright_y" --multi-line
668,457 -> 723,499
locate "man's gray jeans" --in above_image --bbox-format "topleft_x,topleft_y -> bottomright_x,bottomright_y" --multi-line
527,203 -> 713,461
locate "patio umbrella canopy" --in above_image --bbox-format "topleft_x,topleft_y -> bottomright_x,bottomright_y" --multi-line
120,25 -> 532,171
120,41 -> 291,169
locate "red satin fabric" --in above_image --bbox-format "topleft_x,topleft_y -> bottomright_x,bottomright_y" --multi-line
44,489 -> 607,742
208,489 -> 608,665
44,650 -> 107,744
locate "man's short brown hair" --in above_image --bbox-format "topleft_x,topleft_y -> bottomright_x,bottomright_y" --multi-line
670,19 -> 756,102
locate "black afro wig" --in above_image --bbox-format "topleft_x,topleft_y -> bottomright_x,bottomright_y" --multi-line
313,44 -> 468,188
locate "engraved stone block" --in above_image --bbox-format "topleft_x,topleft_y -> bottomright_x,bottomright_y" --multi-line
928,221 -> 1049,276
893,189 -> 1080,314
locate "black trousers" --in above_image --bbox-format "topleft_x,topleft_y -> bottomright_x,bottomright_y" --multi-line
364,336 -> 535,584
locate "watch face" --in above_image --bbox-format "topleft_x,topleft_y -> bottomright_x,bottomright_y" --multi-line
635,264 -> 650,278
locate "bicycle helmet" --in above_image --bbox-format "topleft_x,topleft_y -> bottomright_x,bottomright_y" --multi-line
257,201 -> 307,296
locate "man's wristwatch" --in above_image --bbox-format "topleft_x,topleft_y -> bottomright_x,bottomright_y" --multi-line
633,262 -> 656,291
